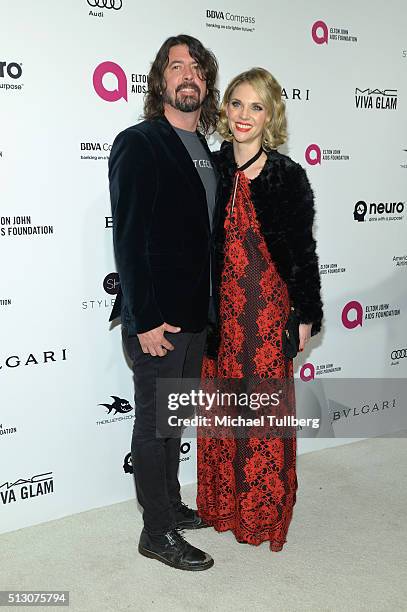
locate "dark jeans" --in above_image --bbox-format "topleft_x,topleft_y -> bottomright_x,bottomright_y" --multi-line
122,327 -> 207,535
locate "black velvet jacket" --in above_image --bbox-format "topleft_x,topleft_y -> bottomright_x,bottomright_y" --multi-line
108,116 -> 214,335
207,141 -> 323,355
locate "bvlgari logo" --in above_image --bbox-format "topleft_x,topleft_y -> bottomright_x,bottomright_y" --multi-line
281,87 -> 310,101
0,349 -> 67,370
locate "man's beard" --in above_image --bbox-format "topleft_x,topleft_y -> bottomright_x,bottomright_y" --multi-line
163,83 -> 203,113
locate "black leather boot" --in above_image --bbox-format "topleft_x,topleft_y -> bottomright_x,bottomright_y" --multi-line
138,528 -> 214,571
174,503 -> 209,530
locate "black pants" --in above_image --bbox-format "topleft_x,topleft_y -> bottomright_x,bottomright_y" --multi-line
122,328 -> 207,535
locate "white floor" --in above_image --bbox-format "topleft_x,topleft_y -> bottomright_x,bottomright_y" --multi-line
1,437 -> 406,612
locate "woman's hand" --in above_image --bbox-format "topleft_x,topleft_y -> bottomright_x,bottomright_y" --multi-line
299,323 -> 312,352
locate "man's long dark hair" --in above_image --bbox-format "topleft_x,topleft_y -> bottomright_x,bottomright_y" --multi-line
144,34 -> 219,135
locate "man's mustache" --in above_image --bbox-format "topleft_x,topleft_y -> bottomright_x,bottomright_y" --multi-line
176,82 -> 201,95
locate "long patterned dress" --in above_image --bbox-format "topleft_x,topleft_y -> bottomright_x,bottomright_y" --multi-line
197,169 -> 297,551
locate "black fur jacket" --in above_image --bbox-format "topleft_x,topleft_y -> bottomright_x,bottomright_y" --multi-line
207,140 -> 323,357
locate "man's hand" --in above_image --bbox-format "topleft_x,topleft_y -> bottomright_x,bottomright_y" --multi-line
137,323 -> 181,357
299,323 -> 312,352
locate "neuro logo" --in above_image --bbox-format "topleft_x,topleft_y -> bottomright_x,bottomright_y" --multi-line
305,144 -> 321,166
93,61 -> 127,102
103,272 -> 120,295
300,363 -> 315,382
123,452 -> 133,474
342,301 -> 363,329
0,61 -> 22,79
311,20 -> 329,45
98,396 -> 133,415
87,0 -> 123,8
353,200 -> 367,222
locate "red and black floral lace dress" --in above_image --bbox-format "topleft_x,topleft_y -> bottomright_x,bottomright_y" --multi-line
197,169 -> 297,551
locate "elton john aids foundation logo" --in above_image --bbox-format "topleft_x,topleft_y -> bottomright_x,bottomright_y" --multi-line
305,144 -> 321,165
311,20 -> 357,44
312,21 -> 329,44
305,144 -> 350,165
93,61 -> 127,102
300,363 -> 315,381
342,301 -> 363,329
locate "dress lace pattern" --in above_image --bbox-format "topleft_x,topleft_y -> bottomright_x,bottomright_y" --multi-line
197,171 -> 297,551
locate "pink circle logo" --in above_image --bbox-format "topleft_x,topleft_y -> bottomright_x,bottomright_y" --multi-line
300,363 -> 315,382
305,144 -> 321,165
312,20 -> 329,45
93,61 -> 127,102
342,301 -> 363,329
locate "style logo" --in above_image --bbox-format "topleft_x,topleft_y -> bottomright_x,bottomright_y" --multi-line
305,144 -> 321,165
103,272 -> 120,295
391,349 -> 407,360
98,396 -> 133,415
88,0 -> 122,8
342,301 -> 363,329
93,61 -> 127,102
355,88 -> 398,110
123,452 -> 133,474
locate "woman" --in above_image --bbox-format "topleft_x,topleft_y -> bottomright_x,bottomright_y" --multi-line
197,68 -> 323,551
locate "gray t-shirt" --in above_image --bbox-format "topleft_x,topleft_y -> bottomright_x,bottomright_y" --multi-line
174,127 -> 217,230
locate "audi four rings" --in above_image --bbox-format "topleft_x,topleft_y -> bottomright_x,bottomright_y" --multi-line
391,349 -> 407,359
87,0 -> 123,9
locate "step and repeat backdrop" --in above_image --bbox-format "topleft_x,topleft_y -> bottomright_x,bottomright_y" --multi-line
1,0 -> 406,533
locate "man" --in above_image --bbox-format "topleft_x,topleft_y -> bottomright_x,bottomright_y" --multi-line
108,34 -> 219,571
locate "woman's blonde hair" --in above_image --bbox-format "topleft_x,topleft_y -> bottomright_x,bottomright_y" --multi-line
218,67 -> 287,149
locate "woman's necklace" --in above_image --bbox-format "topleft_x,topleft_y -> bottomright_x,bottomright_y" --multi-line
231,146 -> 264,213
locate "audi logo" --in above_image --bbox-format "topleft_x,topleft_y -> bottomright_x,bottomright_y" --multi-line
391,349 -> 407,360
87,0 -> 122,9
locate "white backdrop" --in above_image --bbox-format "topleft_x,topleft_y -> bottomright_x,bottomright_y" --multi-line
1,0 -> 406,533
